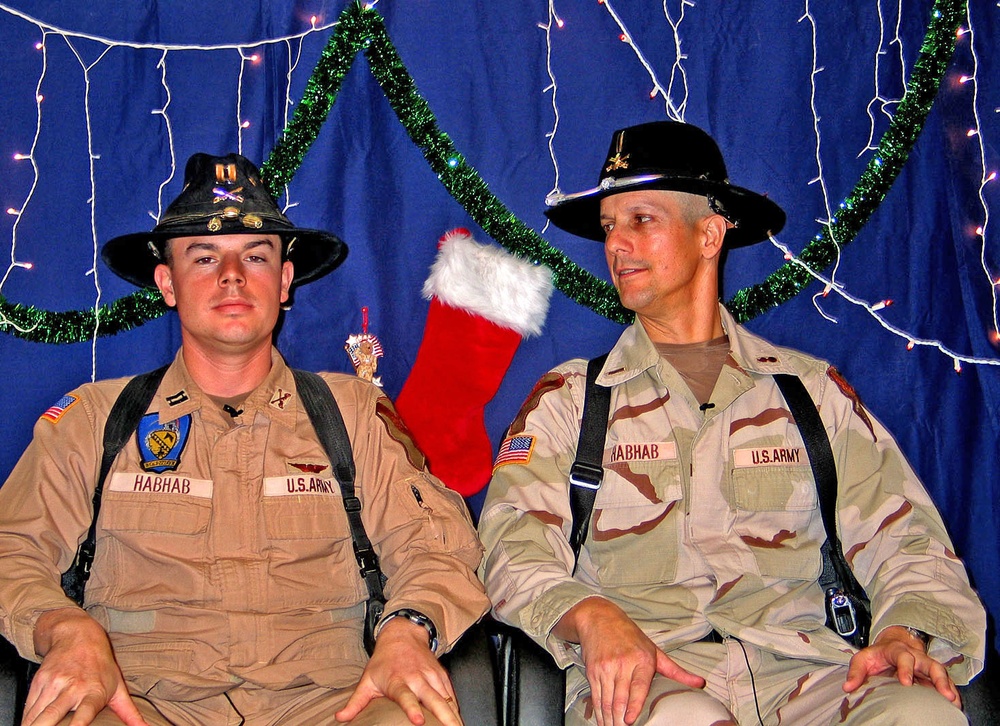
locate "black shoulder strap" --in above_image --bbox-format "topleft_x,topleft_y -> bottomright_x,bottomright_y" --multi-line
772,374 -> 866,606
62,365 -> 169,605
568,354 -> 610,567
291,369 -> 386,654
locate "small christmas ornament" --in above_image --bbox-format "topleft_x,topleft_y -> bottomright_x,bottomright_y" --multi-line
345,307 -> 385,387
395,229 -> 553,497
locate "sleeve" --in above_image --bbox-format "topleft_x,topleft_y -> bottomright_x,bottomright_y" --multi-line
822,367 -> 986,683
477,363 -> 603,667
0,386 -> 108,660
341,377 -> 489,654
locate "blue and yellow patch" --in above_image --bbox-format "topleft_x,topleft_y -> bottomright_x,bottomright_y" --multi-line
137,413 -> 191,473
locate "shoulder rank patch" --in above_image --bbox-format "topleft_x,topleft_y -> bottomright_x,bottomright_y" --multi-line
137,413 -> 191,473
41,394 -> 79,424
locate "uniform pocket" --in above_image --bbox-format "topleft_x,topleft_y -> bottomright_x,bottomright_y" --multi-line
587,459 -> 683,586
262,495 -> 352,541
101,495 -> 211,535
730,464 -> 822,580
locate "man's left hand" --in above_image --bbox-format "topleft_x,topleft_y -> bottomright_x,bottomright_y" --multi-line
843,625 -> 960,707
335,617 -> 462,726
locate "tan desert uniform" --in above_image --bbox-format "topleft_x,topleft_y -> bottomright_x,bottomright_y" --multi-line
0,349 -> 489,701
480,305 -> 985,710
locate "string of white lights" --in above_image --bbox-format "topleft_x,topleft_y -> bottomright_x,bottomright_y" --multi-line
0,4 -> 337,52
769,234 -> 999,370
151,49 -> 178,226
859,0 -> 905,157
799,2 -> 845,323
0,3 -> 338,377
280,36 -> 309,214
661,0 -> 692,121
599,0 -> 683,120
961,4 -> 1000,342
60,33 -> 111,372
538,0 -> 565,234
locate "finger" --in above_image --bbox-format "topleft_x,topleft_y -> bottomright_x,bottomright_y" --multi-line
422,692 -> 463,726
589,676 -> 605,726
893,651 -> 916,687
655,650 -> 705,690
386,686 -> 426,726
67,700 -> 103,726
843,652 -> 872,693
108,686 -> 150,726
924,663 -> 959,703
335,683 -> 376,723
416,664 -> 459,705
25,701 -> 72,726
611,669 -> 632,726
624,661 -> 655,725
401,676 -> 462,726
27,688 -> 83,726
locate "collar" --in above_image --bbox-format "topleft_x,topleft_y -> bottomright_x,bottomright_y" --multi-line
152,347 -> 301,430
597,303 -> 799,387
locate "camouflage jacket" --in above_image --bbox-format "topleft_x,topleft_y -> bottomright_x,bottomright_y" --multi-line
479,306 -> 984,691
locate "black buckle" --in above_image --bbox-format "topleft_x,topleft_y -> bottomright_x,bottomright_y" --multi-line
354,543 -> 381,576
343,496 -> 362,513
569,461 -> 604,490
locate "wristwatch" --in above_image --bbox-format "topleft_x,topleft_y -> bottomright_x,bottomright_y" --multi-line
903,626 -> 930,647
379,608 -> 439,652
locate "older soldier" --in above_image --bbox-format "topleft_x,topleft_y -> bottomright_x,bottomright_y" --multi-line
478,121 -> 985,726
0,153 -> 489,726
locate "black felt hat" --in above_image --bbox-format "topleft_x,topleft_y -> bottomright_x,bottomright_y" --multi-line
102,153 -> 347,288
544,121 -> 785,246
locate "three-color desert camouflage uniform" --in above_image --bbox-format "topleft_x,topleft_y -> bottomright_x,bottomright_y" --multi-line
480,305 -> 984,722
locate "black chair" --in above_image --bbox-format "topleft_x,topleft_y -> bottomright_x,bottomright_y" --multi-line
490,621 -> 564,726
440,620 -> 502,726
0,637 -> 24,726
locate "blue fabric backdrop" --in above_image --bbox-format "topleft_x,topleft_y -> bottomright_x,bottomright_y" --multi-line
1,1 -> 998,658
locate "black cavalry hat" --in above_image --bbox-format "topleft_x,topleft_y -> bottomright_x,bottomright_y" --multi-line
102,153 -> 347,288
544,121 -> 785,246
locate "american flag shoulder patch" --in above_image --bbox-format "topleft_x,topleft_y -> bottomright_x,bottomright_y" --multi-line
493,434 -> 536,470
41,394 -> 79,423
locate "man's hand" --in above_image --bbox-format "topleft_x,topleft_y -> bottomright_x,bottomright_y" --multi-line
25,608 -> 148,726
335,617 -> 461,726
553,597 -> 705,726
844,625 -> 960,707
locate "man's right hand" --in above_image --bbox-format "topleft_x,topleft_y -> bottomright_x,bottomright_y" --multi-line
24,607 -> 148,726
553,597 -> 705,726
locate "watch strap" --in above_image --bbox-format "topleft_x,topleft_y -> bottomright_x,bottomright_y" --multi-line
379,608 -> 439,652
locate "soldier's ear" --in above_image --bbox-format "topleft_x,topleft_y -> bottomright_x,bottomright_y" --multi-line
280,260 -> 294,304
154,264 -> 177,307
701,213 -> 728,260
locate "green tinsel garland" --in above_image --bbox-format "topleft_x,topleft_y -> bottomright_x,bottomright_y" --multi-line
0,0 -> 965,343
725,0 -> 964,322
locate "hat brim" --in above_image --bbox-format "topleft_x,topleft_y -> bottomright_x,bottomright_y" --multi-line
101,225 -> 348,289
544,177 -> 786,247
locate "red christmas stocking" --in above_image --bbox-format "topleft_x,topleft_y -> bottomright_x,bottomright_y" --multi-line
396,229 -> 553,496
